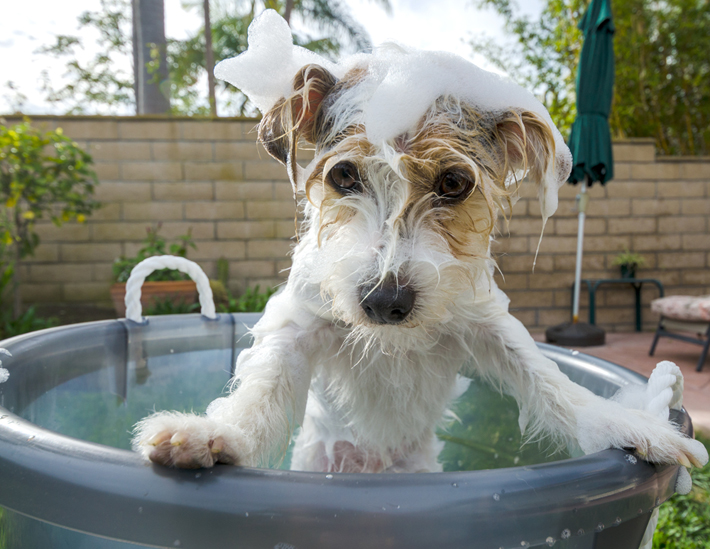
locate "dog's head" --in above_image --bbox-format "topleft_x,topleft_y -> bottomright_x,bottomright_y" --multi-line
216,11 -> 571,345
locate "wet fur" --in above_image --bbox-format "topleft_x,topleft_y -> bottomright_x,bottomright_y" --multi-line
133,62 -> 707,475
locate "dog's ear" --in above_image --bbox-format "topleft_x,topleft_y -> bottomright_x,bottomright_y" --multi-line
496,110 -> 560,265
258,65 -> 337,189
495,110 -> 556,190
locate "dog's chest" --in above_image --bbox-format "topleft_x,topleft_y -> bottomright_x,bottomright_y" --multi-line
311,344 -> 463,449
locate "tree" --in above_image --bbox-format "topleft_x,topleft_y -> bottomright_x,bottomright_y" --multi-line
0,119 -> 100,319
38,0 -> 388,116
203,0 -> 218,116
38,0 -> 134,114
474,0 -> 710,155
133,0 -> 171,114
174,0 -> 381,115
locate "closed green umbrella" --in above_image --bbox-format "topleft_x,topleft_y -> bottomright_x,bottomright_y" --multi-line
568,0 -> 615,185
547,0 -> 614,347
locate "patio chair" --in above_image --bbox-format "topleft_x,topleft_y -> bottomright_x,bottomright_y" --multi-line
649,295 -> 710,372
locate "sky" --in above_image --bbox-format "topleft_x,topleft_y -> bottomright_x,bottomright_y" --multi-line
0,0 -> 543,115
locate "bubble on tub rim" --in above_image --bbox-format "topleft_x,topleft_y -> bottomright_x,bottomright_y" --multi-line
571,350 -> 579,355
596,523 -> 604,532
577,528 -> 585,536
614,517 -> 622,525
0,347 -> 11,381
493,493 -> 500,501
545,536 -> 555,546
0,350 -> 9,383
561,529 -> 571,540
451,482 -> 458,488
520,541 -> 529,547
325,474 -> 333,479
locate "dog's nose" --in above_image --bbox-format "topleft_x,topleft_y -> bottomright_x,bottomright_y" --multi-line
359,277 -> 416,324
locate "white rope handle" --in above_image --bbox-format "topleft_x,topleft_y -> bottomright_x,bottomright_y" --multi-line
124,255 -> 216,322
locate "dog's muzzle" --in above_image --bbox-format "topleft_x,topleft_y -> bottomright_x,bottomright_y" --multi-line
359,276 -> 416,325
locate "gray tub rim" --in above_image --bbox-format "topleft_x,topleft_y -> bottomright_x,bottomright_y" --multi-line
0,315 -> 691,549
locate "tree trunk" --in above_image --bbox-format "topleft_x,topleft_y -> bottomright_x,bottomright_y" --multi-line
204,0 -> 217,117
284,0 -> 294,24
132,0 -> 171,114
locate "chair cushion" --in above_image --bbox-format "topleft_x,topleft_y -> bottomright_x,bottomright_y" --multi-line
651,295 -> 710,322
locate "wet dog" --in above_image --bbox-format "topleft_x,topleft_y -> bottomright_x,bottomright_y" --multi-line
133,10 -> 707,476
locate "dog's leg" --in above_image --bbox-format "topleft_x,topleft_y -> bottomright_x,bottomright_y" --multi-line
132,292 -> 330,468
466,301 -> 708,468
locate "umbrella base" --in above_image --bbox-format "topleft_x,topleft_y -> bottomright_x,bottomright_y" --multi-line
545,321 -> 606,347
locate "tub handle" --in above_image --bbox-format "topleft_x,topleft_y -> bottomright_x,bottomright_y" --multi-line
124,255 -> 216,322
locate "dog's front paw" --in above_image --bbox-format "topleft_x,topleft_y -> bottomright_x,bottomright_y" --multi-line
132,412 -> 244,469
640,429 -> 708,469
577,402 -> 708,469
601,360 -> 707,468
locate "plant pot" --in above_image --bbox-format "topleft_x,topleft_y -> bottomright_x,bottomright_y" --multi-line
619,264 -> 636,279
110,281 -> 198,317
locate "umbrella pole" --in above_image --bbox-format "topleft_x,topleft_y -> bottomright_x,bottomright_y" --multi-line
545,176 -> 604,346
572,180 -> 590,323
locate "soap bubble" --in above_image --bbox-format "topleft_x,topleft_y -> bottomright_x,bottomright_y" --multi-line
214,9 -> 572,221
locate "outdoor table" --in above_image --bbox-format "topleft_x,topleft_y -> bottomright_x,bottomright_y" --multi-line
571,278 -> 665,332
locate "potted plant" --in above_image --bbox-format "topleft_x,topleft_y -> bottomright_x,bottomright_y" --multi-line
611,249 -> 646,279
110,224 -> 198,316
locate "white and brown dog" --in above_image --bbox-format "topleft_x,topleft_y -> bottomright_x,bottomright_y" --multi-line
133,10 -> 707,476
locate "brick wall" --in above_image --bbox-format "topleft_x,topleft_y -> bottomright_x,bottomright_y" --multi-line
493,141 -> 710,331
5,116 -> 710,331
6,115 -> 294,306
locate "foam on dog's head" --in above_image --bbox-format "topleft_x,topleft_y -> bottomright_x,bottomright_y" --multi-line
215,9 -> 571,220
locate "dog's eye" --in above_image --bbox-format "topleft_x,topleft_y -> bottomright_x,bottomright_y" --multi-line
327,161 -> 362,194
435,171 -> 473,200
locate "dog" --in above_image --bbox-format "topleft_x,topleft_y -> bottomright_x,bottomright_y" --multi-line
133,10 -> 707,477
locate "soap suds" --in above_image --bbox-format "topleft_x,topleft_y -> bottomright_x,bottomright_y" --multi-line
215,9 -> 572,219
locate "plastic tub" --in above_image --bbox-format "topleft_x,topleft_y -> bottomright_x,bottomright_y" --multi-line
0,313 -> 691,549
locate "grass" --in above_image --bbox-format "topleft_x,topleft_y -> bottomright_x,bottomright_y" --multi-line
653,432 -> 710,548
